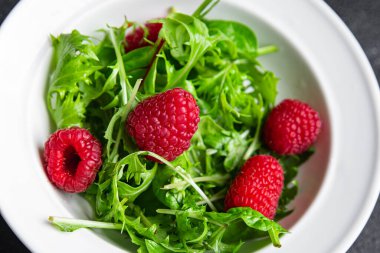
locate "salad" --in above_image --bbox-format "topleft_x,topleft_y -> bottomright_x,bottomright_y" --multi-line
44,0 -> 321,252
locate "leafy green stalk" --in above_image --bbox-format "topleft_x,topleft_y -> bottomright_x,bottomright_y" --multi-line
156,209 -> 224,227
257,45 -> 278,56
156,207 -> 286,247
47,31 -> 103,128
268,227 -> 281,248
48,216 -> 123,232
243,98 -> 264,161
141,39 -> 165,94
105,79 -> 142,162
193,0 -> 221,19
196,189 -> 226,205
163,12 -> 213,89
108,25 -> 132,105
162,174 -> 230,190
140,151 -> 217,211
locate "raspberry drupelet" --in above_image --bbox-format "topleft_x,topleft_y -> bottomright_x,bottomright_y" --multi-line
263,99 -> 322,155
44,127 -> 102,193
224,155 -> 284,219
126,88 -> 200,162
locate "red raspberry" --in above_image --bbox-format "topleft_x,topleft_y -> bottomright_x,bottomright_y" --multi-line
126,88 -> 200,162
224,155 -> 284,219
44,127 -> 102,193
263,99 -> 322,155
125,22 -> 162,52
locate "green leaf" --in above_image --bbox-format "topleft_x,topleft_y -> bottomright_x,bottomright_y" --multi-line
190,116 -> 250,173
207,20 -> 258,58
117,163 -> 157,202
176,210 -> 208,243
47,30 -> 103,128
206,207 -> 287,247
107,22 -> 133,105
223,130 -> 249,171
145,240 -> 168,253
124,46 -> 155,70
78,67 -> 117,105
253,71 -> 278,108
152,166 -> 184,210
49,92 -> 86,128
207,227 -> 244,253
238,63 -> 279,110
122,153 -> 148,184
143,56 -> 159,94
163,12 -> 212,88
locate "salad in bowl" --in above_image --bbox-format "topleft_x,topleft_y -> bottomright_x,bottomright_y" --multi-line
44,0 -> 321,252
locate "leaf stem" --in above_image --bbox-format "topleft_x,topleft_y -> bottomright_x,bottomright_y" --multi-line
196,189 -> 226,205
48,216 -> 123,230
141,39 -> 165,93
268,227 -> 282,248
242,96 -> 263,160
156,209 -> 224,227
162,174 -> 230,190
193,0 -> 220,19
137,151 -> 217,211
166,42 -> 210,89
109,79 -> 142,161
129,203 -> 153,227
109,28 -> 132,105
257,45 -> 278,56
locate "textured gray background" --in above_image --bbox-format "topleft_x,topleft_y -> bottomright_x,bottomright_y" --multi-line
0,0 -> 379,252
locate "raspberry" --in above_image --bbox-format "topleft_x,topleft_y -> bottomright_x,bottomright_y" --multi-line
44,127 -> 102,193
263,99 -> 322,155
126,88 -> 200,162
125,22 -> 163,52
224,155 -> 284,219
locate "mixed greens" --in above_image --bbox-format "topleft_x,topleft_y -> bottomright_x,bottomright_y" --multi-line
46,0 -> 311,252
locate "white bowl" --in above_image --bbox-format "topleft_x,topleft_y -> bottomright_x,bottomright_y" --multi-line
0,0 -> 379,252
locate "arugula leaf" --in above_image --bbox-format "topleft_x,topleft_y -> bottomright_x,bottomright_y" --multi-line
176,210 -> 208,243
207,227 -> 244,253
47,31 -> 103,128
193,0 -> 220,19
156,206 -> 286,250
118,163 -> 157,203
145,240 -> 168,253
206,207 -> 286,247
190,116 -> 250,173
163,12 -> 212,88
49,92 -> 86,128
207,20 -> 258,58
152,166 -> 182,210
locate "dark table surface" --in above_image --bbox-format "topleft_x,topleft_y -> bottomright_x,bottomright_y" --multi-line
0,0 -> 379,252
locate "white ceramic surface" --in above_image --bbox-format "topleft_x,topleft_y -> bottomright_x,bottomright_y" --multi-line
0,0 -> 379,252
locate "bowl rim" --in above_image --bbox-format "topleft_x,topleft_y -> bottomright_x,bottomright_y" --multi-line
312,0 -> 380,251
